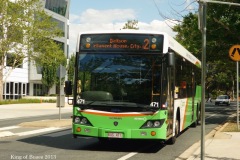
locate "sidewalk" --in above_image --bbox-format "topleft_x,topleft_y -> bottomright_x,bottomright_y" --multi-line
0,103 -> 72,120
0,103 -> 72,128
176,115 -> 240,160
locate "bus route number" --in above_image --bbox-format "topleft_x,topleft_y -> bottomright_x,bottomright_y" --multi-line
143,38 -> 150,50
76,95 -> 85,104
150,102 -> 159,108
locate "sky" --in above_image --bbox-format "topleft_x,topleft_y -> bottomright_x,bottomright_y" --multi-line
68,0 -> 197,54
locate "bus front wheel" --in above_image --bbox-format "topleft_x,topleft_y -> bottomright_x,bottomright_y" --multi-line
168,119 -> 179,144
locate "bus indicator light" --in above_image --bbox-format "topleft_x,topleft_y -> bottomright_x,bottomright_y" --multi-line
151,131 -> 156,136
76,127 -> 81,132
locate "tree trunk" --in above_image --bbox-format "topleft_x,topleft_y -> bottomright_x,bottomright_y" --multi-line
0,56 -> 5,101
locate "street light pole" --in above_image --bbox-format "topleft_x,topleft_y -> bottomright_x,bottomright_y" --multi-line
198,1 -> 240,159
199,1 -> 207,160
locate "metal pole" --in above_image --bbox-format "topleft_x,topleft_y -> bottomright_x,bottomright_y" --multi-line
237,61 -> 239,130
200,2 -> 207,160
59,65 -> 62,120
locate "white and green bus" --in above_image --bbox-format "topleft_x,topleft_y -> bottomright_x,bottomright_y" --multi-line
65,30 -> 201,144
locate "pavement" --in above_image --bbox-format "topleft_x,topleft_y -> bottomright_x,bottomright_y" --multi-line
176,120 -> 240,160
0,103 -> 240,160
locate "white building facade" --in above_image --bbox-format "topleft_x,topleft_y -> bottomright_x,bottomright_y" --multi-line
3,0 -> 70,99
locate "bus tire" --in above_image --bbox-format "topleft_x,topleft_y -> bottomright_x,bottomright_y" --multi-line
168,119 -> 179,144
191,106 -> 200,127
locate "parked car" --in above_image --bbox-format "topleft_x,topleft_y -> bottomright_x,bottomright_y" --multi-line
215,95 -> 230,106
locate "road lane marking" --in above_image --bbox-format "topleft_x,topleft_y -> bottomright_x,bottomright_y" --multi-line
206,114 -> 217,119
0,131 -> 15,138
43,129 -> 70,137
117,142 -> 157,160
0,126 -> 20,131
117,152 -> 138,160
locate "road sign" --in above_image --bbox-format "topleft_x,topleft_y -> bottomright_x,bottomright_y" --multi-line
57,65 -> 66,78
229,45 -> 240,61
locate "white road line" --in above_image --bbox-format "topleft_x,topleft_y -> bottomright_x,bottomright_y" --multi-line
0,131 -> 15,138
117,152 -> 138,160
43,129 -> 70,137
206,114 -> 217,119
16,127 -> 61,136
0,126 -> 20,131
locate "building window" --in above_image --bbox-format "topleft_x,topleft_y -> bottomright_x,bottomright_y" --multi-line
54,40 -> 64,52
6,83 -> 10,94
67,44 -> 69,58
23,83 -> 26,94
51,18 -> 65,37
67,24 -> 69,39
34,83 -> 44,96
45,0 -> 68,17
27,83 -> 29,95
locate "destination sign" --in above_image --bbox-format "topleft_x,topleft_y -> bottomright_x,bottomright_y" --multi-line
80,34 -> 164,52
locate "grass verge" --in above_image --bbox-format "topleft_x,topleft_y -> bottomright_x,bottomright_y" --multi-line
0,98 -> 56,105
221,116 -> 240,132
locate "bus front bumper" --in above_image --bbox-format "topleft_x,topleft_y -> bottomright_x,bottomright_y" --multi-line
72,124 -> 167,140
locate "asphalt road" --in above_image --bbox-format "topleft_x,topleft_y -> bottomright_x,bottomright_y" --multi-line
0,102 -> 236,160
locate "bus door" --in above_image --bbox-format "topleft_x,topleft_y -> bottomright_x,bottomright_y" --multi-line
191,71 -> 195,122
166,62 -> 174,137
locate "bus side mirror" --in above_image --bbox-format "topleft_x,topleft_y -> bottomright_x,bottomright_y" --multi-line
65,81 -> 72,96
168,52 -> 174,67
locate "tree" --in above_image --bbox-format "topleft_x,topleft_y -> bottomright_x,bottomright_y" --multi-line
67,54 -> 75,82
0,0 -> 65,100
172,0 -> 240,97
122,20 -> 139,30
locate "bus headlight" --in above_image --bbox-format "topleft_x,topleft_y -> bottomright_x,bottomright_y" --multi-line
74,117 -> 80,123
80,117 -> 88,124
141,119 -> 165,129
73,116 -> 92,126
154,121 -> 161,127
146,121 -> 153,127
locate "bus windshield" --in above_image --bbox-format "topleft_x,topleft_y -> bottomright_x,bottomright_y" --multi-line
76,52 -> 162,108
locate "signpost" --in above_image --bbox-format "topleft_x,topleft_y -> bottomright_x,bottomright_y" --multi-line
57,65 -> 66,120
229,45 -> 240,130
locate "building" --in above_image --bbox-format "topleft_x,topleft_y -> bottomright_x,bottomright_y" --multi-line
3,0 -> 70,99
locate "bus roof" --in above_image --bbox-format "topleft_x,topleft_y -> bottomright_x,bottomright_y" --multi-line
76,30 -> 201,67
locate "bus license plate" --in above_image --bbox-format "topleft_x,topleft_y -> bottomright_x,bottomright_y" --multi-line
108,132 -> 123,138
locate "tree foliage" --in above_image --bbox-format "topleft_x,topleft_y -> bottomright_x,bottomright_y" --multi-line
67,54 -> 75,82
173,1 -> 240,97
122,20 -> 139,30
0,0 -> 66,98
